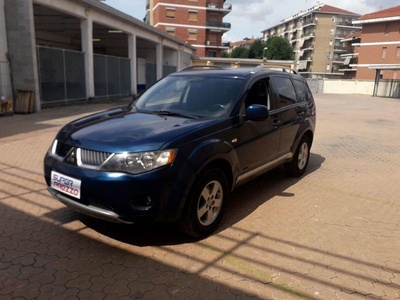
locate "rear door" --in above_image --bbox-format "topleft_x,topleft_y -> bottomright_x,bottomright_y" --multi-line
271,75 -> 306,157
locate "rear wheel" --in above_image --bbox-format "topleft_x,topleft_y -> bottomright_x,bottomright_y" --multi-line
285,136 -> 311,177
179,168 -> 228,238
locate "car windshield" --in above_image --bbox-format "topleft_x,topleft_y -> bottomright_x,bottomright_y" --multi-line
133,75 -> 244,118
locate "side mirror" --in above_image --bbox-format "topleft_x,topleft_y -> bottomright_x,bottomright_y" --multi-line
245,105 -> 269,122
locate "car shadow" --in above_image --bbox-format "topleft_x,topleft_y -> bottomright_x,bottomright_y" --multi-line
70,153 -> 325,246
218,153 -> 325,233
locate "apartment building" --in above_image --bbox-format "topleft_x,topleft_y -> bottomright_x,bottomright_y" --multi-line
227,37 -> 256,54
351,6 -> 400,80
145,0 -> 232,57
261,3 -> 361,77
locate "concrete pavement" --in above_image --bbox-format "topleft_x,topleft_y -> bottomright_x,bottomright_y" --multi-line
0,94 -> 400,299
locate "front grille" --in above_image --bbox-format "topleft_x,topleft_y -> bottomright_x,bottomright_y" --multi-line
56,142 -> 73,157
80,149 -> 112,166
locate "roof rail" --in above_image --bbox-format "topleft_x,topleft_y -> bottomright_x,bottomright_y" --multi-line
253,65 -> 298,75
178,65 -> 227,72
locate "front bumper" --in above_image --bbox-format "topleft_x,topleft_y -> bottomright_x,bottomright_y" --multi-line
44,154 -> 186,223
48,187 -> 133,224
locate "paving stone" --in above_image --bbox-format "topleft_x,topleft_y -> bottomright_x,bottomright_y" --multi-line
1,95 -> 400,299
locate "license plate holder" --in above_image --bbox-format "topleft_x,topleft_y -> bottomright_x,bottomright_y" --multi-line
51,171 -> 81,199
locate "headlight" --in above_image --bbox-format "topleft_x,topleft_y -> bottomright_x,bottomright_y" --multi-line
48,139 -> 58,156
101,149 -> 177,174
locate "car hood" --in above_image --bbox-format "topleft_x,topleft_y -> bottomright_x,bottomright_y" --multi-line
56,108 -> 214,153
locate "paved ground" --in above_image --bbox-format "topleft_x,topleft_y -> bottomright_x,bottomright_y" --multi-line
0,94 -> 399,299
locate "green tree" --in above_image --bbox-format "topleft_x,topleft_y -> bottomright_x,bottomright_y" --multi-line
221,50 -> 230,58
231,46 -> 249,58
265,36 -> 294,60
249,39 -> 268,59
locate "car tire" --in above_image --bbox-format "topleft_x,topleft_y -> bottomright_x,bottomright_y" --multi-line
285,135 -> 311,177
179,168 -> 228,238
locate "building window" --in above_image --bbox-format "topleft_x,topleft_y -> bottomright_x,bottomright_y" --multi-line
208,12 -> 218,22
188,11 -> 198,21
166,8 -> 175,19
382,47 -> 387,58
330,28 -> 334,35
332,16 -> 336,22
396,47 -> 400,58
188,30 -> 197,40
326,64 -> 330,71
384,24 -> 390,35
206,51 -> 217,57
166,27 -> 175,37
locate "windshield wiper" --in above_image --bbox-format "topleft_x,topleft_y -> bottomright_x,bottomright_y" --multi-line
153,110 -> 198,119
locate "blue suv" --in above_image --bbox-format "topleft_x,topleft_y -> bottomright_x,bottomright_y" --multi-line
44,66 -> 316,238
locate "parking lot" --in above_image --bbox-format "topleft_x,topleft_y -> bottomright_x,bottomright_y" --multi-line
0,93 -> 400,299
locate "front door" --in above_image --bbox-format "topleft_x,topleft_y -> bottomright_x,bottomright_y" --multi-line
237,78 -> 280,173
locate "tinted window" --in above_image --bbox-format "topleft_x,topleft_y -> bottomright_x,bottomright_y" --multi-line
246,78 -> 270,110
273,76 -> 297,108
293,79 -> 312,102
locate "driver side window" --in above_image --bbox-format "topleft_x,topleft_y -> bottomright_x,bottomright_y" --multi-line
246,79 -> 270,110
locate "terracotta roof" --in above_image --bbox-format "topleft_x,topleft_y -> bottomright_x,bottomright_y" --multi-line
230,38 -> 256,47
358,5 -> 400,21
318,4 -> 359,16
344,31 -> 362,39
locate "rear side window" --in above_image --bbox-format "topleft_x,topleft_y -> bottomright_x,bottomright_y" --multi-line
293,79 -> 312,102
273,76 -> 297,108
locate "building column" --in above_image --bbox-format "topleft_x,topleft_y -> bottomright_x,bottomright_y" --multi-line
81,18 -> 95,99
4,0 -> 40,112
373,69 -> 380,97
128,34 -> 137,95
0,0 -> 9,100
156,41 -> 163,80
177,46 -> 182,71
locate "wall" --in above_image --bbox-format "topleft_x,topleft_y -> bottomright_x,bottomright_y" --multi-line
322,79 -> 374,95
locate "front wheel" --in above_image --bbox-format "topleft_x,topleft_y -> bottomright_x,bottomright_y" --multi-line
179,169 -> 228,238
285,136 -> 311,177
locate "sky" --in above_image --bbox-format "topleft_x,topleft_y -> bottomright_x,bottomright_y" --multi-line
103,0 -> 398,42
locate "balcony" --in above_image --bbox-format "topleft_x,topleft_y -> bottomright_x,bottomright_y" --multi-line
205,21 -> 231,31
299,56 -> 312,62
302,20 -> 317,28
301,45 -> 314,51
334,46 -> 348,52
336,22 -> 362,29
205,40 -> 229,49
332,59 -> 345,64
146,0 -> 150,10
302,32 -> 315,40
206,2 -> 232,15
335,34 -> 346,40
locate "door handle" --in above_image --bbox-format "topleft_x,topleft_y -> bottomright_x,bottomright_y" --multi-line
273,120 -> 281,127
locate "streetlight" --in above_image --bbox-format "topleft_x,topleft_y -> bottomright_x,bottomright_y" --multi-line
263,47 -> 268,62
